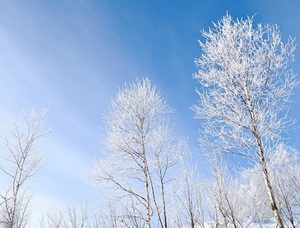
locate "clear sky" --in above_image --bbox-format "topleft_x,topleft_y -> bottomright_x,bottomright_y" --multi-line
1,0 -> 300,223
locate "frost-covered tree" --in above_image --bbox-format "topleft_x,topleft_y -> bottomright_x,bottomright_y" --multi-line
268,144 -> 300,227
193,14 -> 297,228
0,109 -> 48,228
40,200 -> 102,228
206,156 -> 242,228
172,158 -> 206,228
238,167 -> 273,226
93,78 -> 186,228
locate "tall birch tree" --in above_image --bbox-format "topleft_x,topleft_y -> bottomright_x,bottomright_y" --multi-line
192,14 -> 297,228
93,78 -> 185,228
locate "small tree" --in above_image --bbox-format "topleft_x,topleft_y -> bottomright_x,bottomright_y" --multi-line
172,156 -> 206,228
193,14 -> 297,227
40,200 -> 101,228
238,166 -> 273,226
93,78 -> 185,228
0,109 -> 48,228
206,155 -> 242,228
268,144 -> 300,227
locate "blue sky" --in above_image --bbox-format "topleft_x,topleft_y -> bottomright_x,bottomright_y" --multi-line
1,0 -> 300,222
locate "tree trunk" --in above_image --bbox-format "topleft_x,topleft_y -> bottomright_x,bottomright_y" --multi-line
158,159 -> 168,228
260,155 -> 285,228
253,129 -> 285,228
246,90 -> 285,228
142,150 -> 151,228
141,118 -> 151,228
187,184 -> 195,228
144,165 -> 151,228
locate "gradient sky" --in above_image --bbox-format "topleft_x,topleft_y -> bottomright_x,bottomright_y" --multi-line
1,0 -> 300,223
